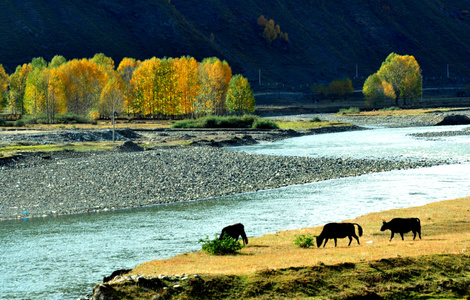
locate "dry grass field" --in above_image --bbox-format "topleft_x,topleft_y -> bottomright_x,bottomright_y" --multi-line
97,196 -> 470,299
132,196 -> 470,277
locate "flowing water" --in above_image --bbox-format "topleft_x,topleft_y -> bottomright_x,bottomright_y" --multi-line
1,125 -> 470,299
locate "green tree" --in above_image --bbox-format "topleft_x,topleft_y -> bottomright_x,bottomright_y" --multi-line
363,73 -> 396,108
49,55 -> 67,68
225,74 -> 255,115
364,53 -> 422,106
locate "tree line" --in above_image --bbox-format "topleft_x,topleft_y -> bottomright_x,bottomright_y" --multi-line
0,54 -> 255,123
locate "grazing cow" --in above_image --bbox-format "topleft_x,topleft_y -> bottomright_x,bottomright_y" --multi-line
103,268 -> 132,282
316,222 -> 363,248
219,223 -> 248,244
380,218 -> 421,241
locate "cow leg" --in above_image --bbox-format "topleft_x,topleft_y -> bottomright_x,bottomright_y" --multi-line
348,236 -> 352,246
334,238 -> 337,247
418,229 -> 422,239
353,234 -> 360,245
323,238 -> 329,248
390,232 -> 395,241
412,231 -> 417,240
400,232 -> 404,240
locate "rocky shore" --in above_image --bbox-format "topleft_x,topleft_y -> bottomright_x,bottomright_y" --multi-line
1,111 -> 470,221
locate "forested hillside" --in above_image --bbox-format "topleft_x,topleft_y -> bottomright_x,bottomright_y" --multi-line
1,0 -> 470,87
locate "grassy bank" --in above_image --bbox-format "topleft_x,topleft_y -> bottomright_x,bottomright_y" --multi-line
104,196 -> 470,299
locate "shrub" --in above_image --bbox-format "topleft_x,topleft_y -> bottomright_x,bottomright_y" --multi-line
310,116 -> 322,122
252,118 -> 279,129
0,118 -> 6,127
379,106 -> 400,111
338,107 -> 360,115
14,119 -> 25,127
198,233 -> 245,255
56,113 -> 90,124
172,115 -> 278,129
293,234 -> 315,248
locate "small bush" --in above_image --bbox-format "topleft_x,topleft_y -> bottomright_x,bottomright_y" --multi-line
379,106 -> 400,111
310,116 -> 322,122
0,118 -> 6,127
338,107 -> 360,115
199,233 -> 245,255
14,119 -> 25,127
252,118 -> 279,129
293,234 -> 315,248
56,113 -> 90,124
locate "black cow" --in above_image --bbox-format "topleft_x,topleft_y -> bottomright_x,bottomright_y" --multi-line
103,268 -> 132,282
316,222 -> 363,248
380,218 -> 421,241
219,223 -> 248,244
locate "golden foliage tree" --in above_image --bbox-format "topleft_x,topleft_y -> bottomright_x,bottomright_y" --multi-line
0,64 -> 8,110
364,53 -> 422,106
197,57 -> 232,116
117,57 -> 141,114
328,78 -> 354,99
175,56 -> 200,117
60,58 -> 107,115
8,63 -> 32,114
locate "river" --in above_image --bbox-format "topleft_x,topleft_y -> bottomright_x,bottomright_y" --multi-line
1,125 -> 469,299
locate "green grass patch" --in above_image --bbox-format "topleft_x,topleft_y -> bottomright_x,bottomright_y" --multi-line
0,142 -> 114,156
172,115 -> 279,129
275,120 -> 351,130
337,107 -> 361,115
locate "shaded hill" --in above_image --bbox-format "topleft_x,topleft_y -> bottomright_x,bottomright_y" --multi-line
1,0 -> 470,88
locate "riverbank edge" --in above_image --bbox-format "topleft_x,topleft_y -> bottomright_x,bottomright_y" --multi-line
87,196 -> 470,300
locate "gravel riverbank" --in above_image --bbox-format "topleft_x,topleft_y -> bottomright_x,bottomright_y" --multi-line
0,147 -> 452,220
1,111 -> 470,221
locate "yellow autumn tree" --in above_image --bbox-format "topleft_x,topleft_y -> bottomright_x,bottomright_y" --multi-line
117,57 -> 141,115
197,57 -> 232,116
100,77 -> 125,140
365,53 -> 422,106
174,56 -> 200,117
41,68 -> 67,123
129,57 -> 159,116
60,59 -> 107,115
8,63 -> 32,115
328,78 -> 354,100
0,64 -> 9,110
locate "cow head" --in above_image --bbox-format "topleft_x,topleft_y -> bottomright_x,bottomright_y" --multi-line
380,220 -> 388,231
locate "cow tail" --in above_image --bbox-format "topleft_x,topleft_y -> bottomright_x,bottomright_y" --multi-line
415,218 -> 421,224
355,223 -> 363,237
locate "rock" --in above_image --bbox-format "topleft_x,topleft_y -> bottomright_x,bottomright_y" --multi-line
103,268 -> 133,282
92,284 -> 115,300
114,141 -> 144,152
435,114 -> 470,126
136,277 -> 165,289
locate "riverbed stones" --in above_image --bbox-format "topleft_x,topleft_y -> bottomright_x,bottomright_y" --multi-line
0,145 -> 460,220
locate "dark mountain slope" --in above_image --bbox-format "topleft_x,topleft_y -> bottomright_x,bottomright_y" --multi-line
1,0 -> 470,87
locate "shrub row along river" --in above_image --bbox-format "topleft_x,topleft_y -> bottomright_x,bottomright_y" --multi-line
1,125 -> 470,299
